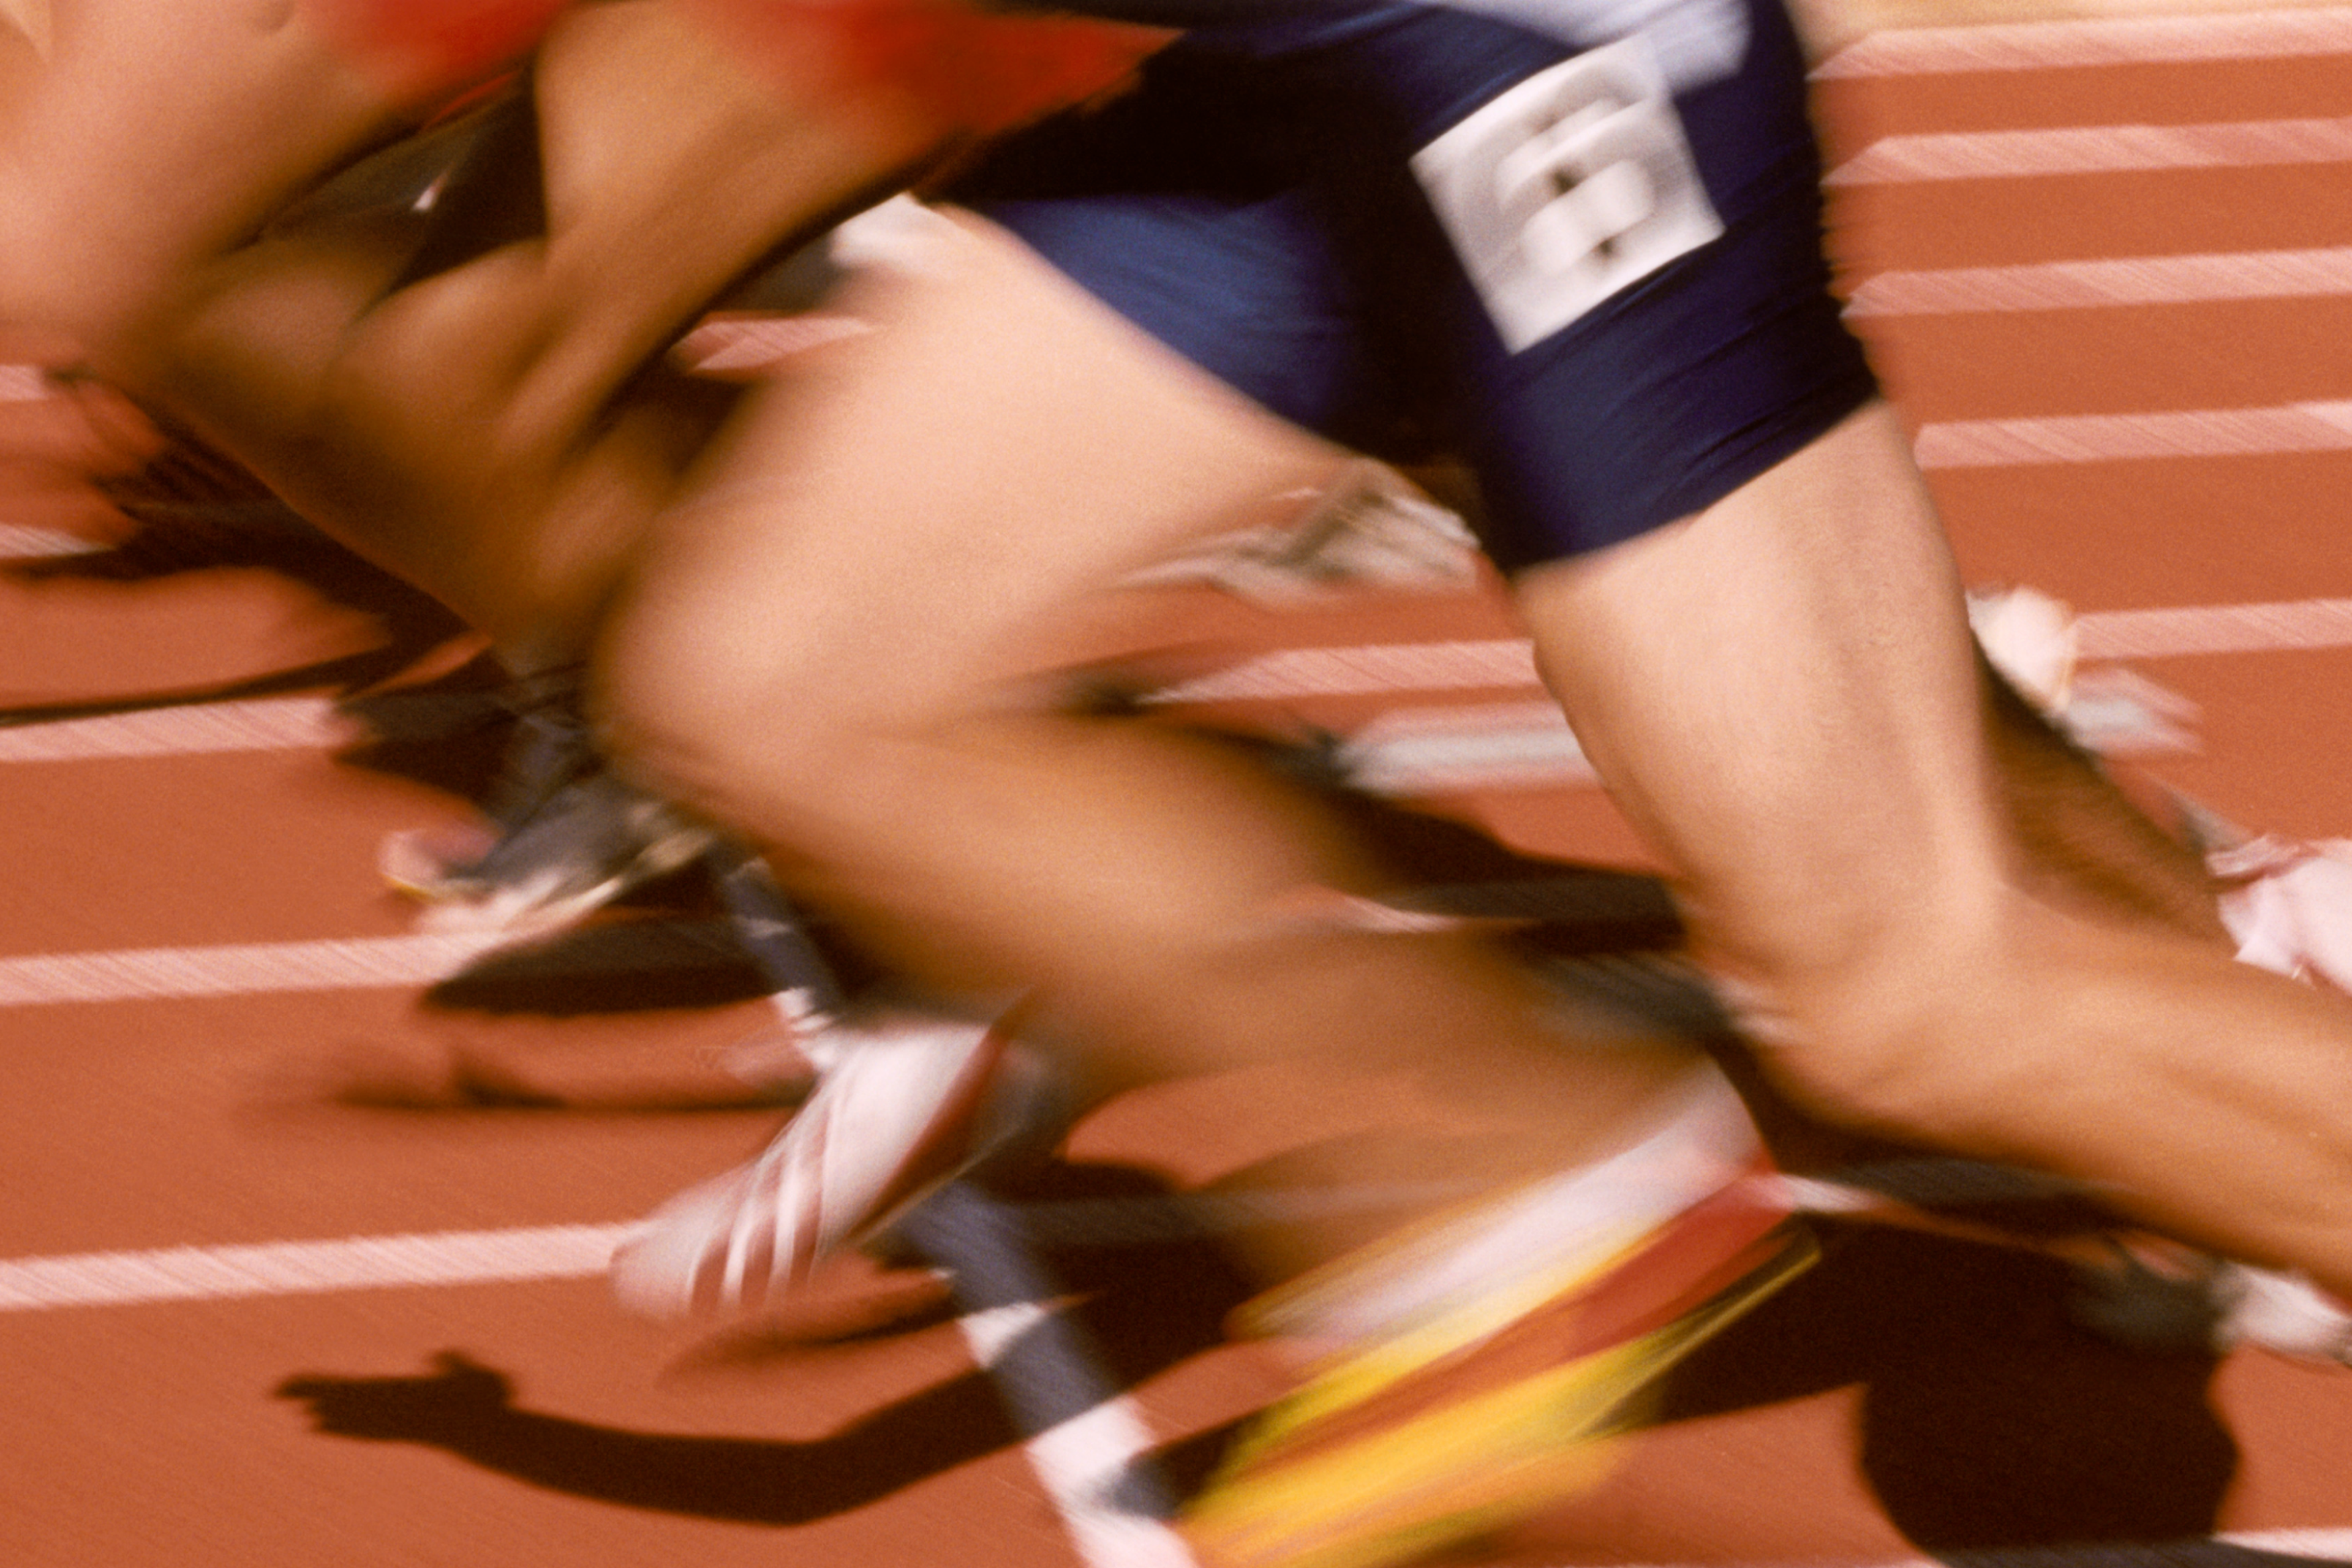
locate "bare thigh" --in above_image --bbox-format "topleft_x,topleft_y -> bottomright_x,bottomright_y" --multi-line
143,0 -> 946,660
598,209 -> 1346,779
0,0 -> 405,356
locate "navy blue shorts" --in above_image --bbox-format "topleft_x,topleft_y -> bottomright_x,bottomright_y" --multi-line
949,0 -> 1877,570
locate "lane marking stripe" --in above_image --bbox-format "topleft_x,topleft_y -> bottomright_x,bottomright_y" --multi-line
1828,114 -> 2352,183
0,932 -> 516,1006
0,696 -> 348,760
0,1223 -> 635,1310
0,1184 -> 1487,1313
1330,671 -> 2194,796
1817,8 -> 2352,77
1915,399 -> 2352,466
2079,597 -> 2352,657
1848,244 -> 2352,314
1,523 -> 105,559
0,922 -> 750,1007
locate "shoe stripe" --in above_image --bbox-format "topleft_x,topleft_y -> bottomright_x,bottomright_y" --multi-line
1254,1160 -> 1791,1422
853,1025 -> 1011,1235
785,1107 -> 827,1289
1186,1235 -> 1817,1568
1246,1212 -> 1808,1474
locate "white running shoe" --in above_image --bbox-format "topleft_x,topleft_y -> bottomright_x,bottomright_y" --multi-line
1968,583 -> 2079,714
611,1010 -> 1051,1319
2211,1261 -> 2352,1362
2211,835 -> 2352,994
384,772 -> 714,940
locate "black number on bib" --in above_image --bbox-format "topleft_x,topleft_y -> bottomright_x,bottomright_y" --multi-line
1412,34 -> 1722,352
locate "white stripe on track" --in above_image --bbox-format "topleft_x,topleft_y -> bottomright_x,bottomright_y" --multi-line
1847,244 -> 2352,314
0,696 -> 347,761
0,1223 -> 636,1311
0,931 -> 514,1006
2078,597 -> 2352,657
1828,114 -> 2352,183
1817,8 -> 2352,77
0,1187 -> 1442,1313
0,920 -> 755,1006
1914,398 -> 2352,466
0,522 -> 104,559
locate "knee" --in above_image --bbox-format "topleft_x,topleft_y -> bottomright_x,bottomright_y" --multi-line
316,248 -> 566,460
586,575 -> 861,829
1704,896 -> 2049,1146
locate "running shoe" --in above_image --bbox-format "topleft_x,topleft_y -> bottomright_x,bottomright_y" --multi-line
381,666 -> 711,936
384,768 -> 714,937
1182,1077 -> 1814,1568
2211,834 -> 2352,995
2210,1259 -> 2352,1362
1967,583 -> 2078,714
610,1010 -> 1058,1319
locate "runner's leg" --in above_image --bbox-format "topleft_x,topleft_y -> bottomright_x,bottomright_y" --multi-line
594,214 -> 1721,1279
0,0 -> 421,359
1516,401 -> 2352,1295
136,0 -> 947,662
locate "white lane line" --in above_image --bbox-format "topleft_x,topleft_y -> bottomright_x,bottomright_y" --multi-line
0,932 -> 515,1006
0,1223 -> 636,1311
1828,114 -> 2352,183
1340,699 -> 1596,792
1817,7 -> 2352,77
0,696 -> 349,761
0,1185 -> 1487,1314
0,921 -> 752,1007
1915,398 -> 2352,466
2079,597 -> 2352,658
0,522 -> 104,559
2218,1531 -> 2352,1562
1847,244 -> 2352,314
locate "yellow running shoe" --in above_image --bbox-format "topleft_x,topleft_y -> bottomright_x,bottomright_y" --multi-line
1183,1161 -> 1814,1568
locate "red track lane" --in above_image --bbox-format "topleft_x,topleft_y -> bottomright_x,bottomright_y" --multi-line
9,15 -> 2352,1568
